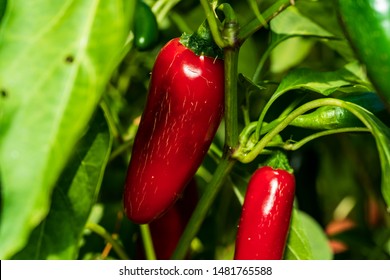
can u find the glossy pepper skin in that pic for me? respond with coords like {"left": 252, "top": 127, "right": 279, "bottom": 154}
{"left": 234, "top": 166, "right": 295, "bottom": 260}
{"left": 336, "top": 0, "right": 390, "bottom": 107}
{"left": 124, "top": 38, "right": 224, "bottom": 224}
{"left": 133, "top": 0, "right": 159, "bottom": 51}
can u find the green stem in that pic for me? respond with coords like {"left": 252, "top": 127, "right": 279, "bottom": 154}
{"left": 234, "top": 98, "right": 375, "bottom": 163}
{"left": 270, "top": 127, "right": 370, "bottom": 150}
{"left": 238, "top": 0, "right": 292, "bottom": 43}
{"left": 241, "top": 104, "right": 251, "bottom": 126}
{"left": 152, "top": 0, "right": 181, "bottom": 25}
{"left": 239, "top": 97, "right": 303, "bottom": 147}
{"left": 170, "top": 1, "right": 240, "bottom": 260}
{"left": 100, "top": 99, "right": 122, "bottom": 143}
{"left": 247, "top": 0, "right": 268, "bottom": 28}
{"left": 86, "top": 223, "right": 129, "bottom": 260}
{"left": 255, "top": 89, "right": 286, "bottom": 141}
{"left": 200, "top": 0, "right": 225, "bottom": 48}
{"left": 218, "top": 3, "right": 237, "bottom": 25}
{"left": 224, "top": 47, "right": 240, "bottom": 150}
{"left": 170, "top": 11, "right": 193, "bottom": 34}
{"left": 109, "top": 140, "right": 133, "bottom": 162}
{"left": 140, "top": 224, "right": 156, "bottom": 260}
{"left": 171, "top": 152, "right": 236, "bottom": 259}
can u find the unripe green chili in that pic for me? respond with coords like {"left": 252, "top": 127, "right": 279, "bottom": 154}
{"left": 290, "top": 92, "right": 385, "bottom": 130}
{"left": 133, "top": 0, "right": 159, "bottom": 51}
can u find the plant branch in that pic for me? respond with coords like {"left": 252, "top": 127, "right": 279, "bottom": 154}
{"left": 224, "top": 47, "right": 240, "bottom": 150}
{"left": 86, "top": 223, "right": 129, "bottom": 260}
{"left": 269, "top": 127, "right": 370, "bottom": 150}
{"left": 200, "top": 0, "right": 225, "bottom": 48}
{"left": 238, "top": 0, "right": 292, "bottom": 43}
{"left": 140, "top": 224, "right": 156, "bottom": 260}
{"left": 234, "top": 98, "right": 376, "bottom": 163}
{"left": 171, "top": 151, "right": 236, "bottom": 259}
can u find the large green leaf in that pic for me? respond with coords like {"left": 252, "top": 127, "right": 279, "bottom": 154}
{"left": 271, "top": 6, "right": 334, "bottom": 38}
{"left": 342, "top": 102, "right": 390, "bottom": 208}
{"left": 285, "top": 209, "right": 332, "bottom": 260}
{"left": 298, "top": 211, "right": 333, "bottom": 260}
{"left": 275, "top": 64, "right": 371, "bottom": 97}
{"left": 284, "top": 208, "right": 313, "bottom": 260}
{"left": 0, "top": 0, "right": 6, "bottom": 23}
{"left": 269, "top": 5, "right": 335, "bottom": 73}
{"left": 12, "top": 108, "right": 112, "bottom": 259}
{"left": 0, "top": 0, "right": 129, "bottom": 259}
{"left": 256, "top": 63, "right": 373, "bottom": 136}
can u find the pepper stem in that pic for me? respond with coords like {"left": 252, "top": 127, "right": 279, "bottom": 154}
{"left": 264, "top": 150, "right": 293, "bottom": 173}
{"left": 180, "top": 20, "right": 223, "bottom": 58}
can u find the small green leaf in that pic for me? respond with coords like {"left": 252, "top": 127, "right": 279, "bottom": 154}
{"left": 12, "top": 108, "right": 112, "bottom": 260}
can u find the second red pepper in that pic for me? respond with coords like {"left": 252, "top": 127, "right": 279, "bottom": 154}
{"left": 234, "top": 165, "right": 296, "bottom": 260}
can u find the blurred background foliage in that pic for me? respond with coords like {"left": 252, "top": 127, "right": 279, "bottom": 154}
{"left": 0, "top": 0, "right": 389, "bottom": 260}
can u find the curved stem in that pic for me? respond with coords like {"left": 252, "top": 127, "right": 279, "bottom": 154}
{"left": 86, "top": 223, "right": 129, "bottom": 260}
{"left": 171, "top": 152, "right": 236, "bottom": 260}
{"left": 234, "top": 98, "right": 375, "bottom": 163}
{"left": 218, "top": 3, "right": 237, "bottom": 24}
{"left": 200, "top": 0, "right": 225, "bottom": 48}
{"left": 152, "top": 0, "right": 181, "bottom": 25}
{"left": 100, "top": 99, "right": 122, "bottom": 143}
{"left": 109, "top": 140, "right": 133, "bottom": 162}
{"left": 255, "top": 90, "right": 284, "bottom": 141}
{"left": 140, "top": 224, "right": 156, "bottom": 260}
{"left": 270, "top": 127, "right": 370, "bottom": 150}
{"left": 247, "top": 0, "right": 268, "bottom": 29}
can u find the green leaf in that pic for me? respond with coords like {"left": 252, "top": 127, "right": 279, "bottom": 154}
{"left": 257, "top": 5, "right": 339, "bottom": 78}
{"left": 0, "top": 0, "right": 6, "bottom": 23}
{"left": 270, "top": 36, "right": 315, "bottom": 74}
{"left": 255, "top": 63, "right": 373, "bottom": 139}
{"left": 284, "top": 208, "right": 313, "bottom": 260}
{"left": 298, "top": 211, "right": 333, "bottom": 260}
{"left": 238, "top": 74, "right": 266, "bottom": 96}
{"left": 12, "top": 107, "right": 112, "bottom": 260}
{"left": 275, "top": 64, "right": 370, "bottom": 97}
{"left": 270, "top": 6, "right": 334, "bottom": 38}
{"left": 0, "top": 0, "right": 129, "bottom": 259}
{"left": 274, "top": 2, "right": 354, "bottom": 61}
{"left": 343, "top": 102, "right": 390, "bottom": 208}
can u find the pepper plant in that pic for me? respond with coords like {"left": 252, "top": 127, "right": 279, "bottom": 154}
{"left": 0, "top": 0, "right": 389, "bottom": 260}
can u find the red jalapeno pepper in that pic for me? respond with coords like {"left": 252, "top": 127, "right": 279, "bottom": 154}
{"left": 123, "top": 26, "right": 224, "bottom": 224}
{"left": 234, "top": 164, "right": 295, "bottom": 260}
